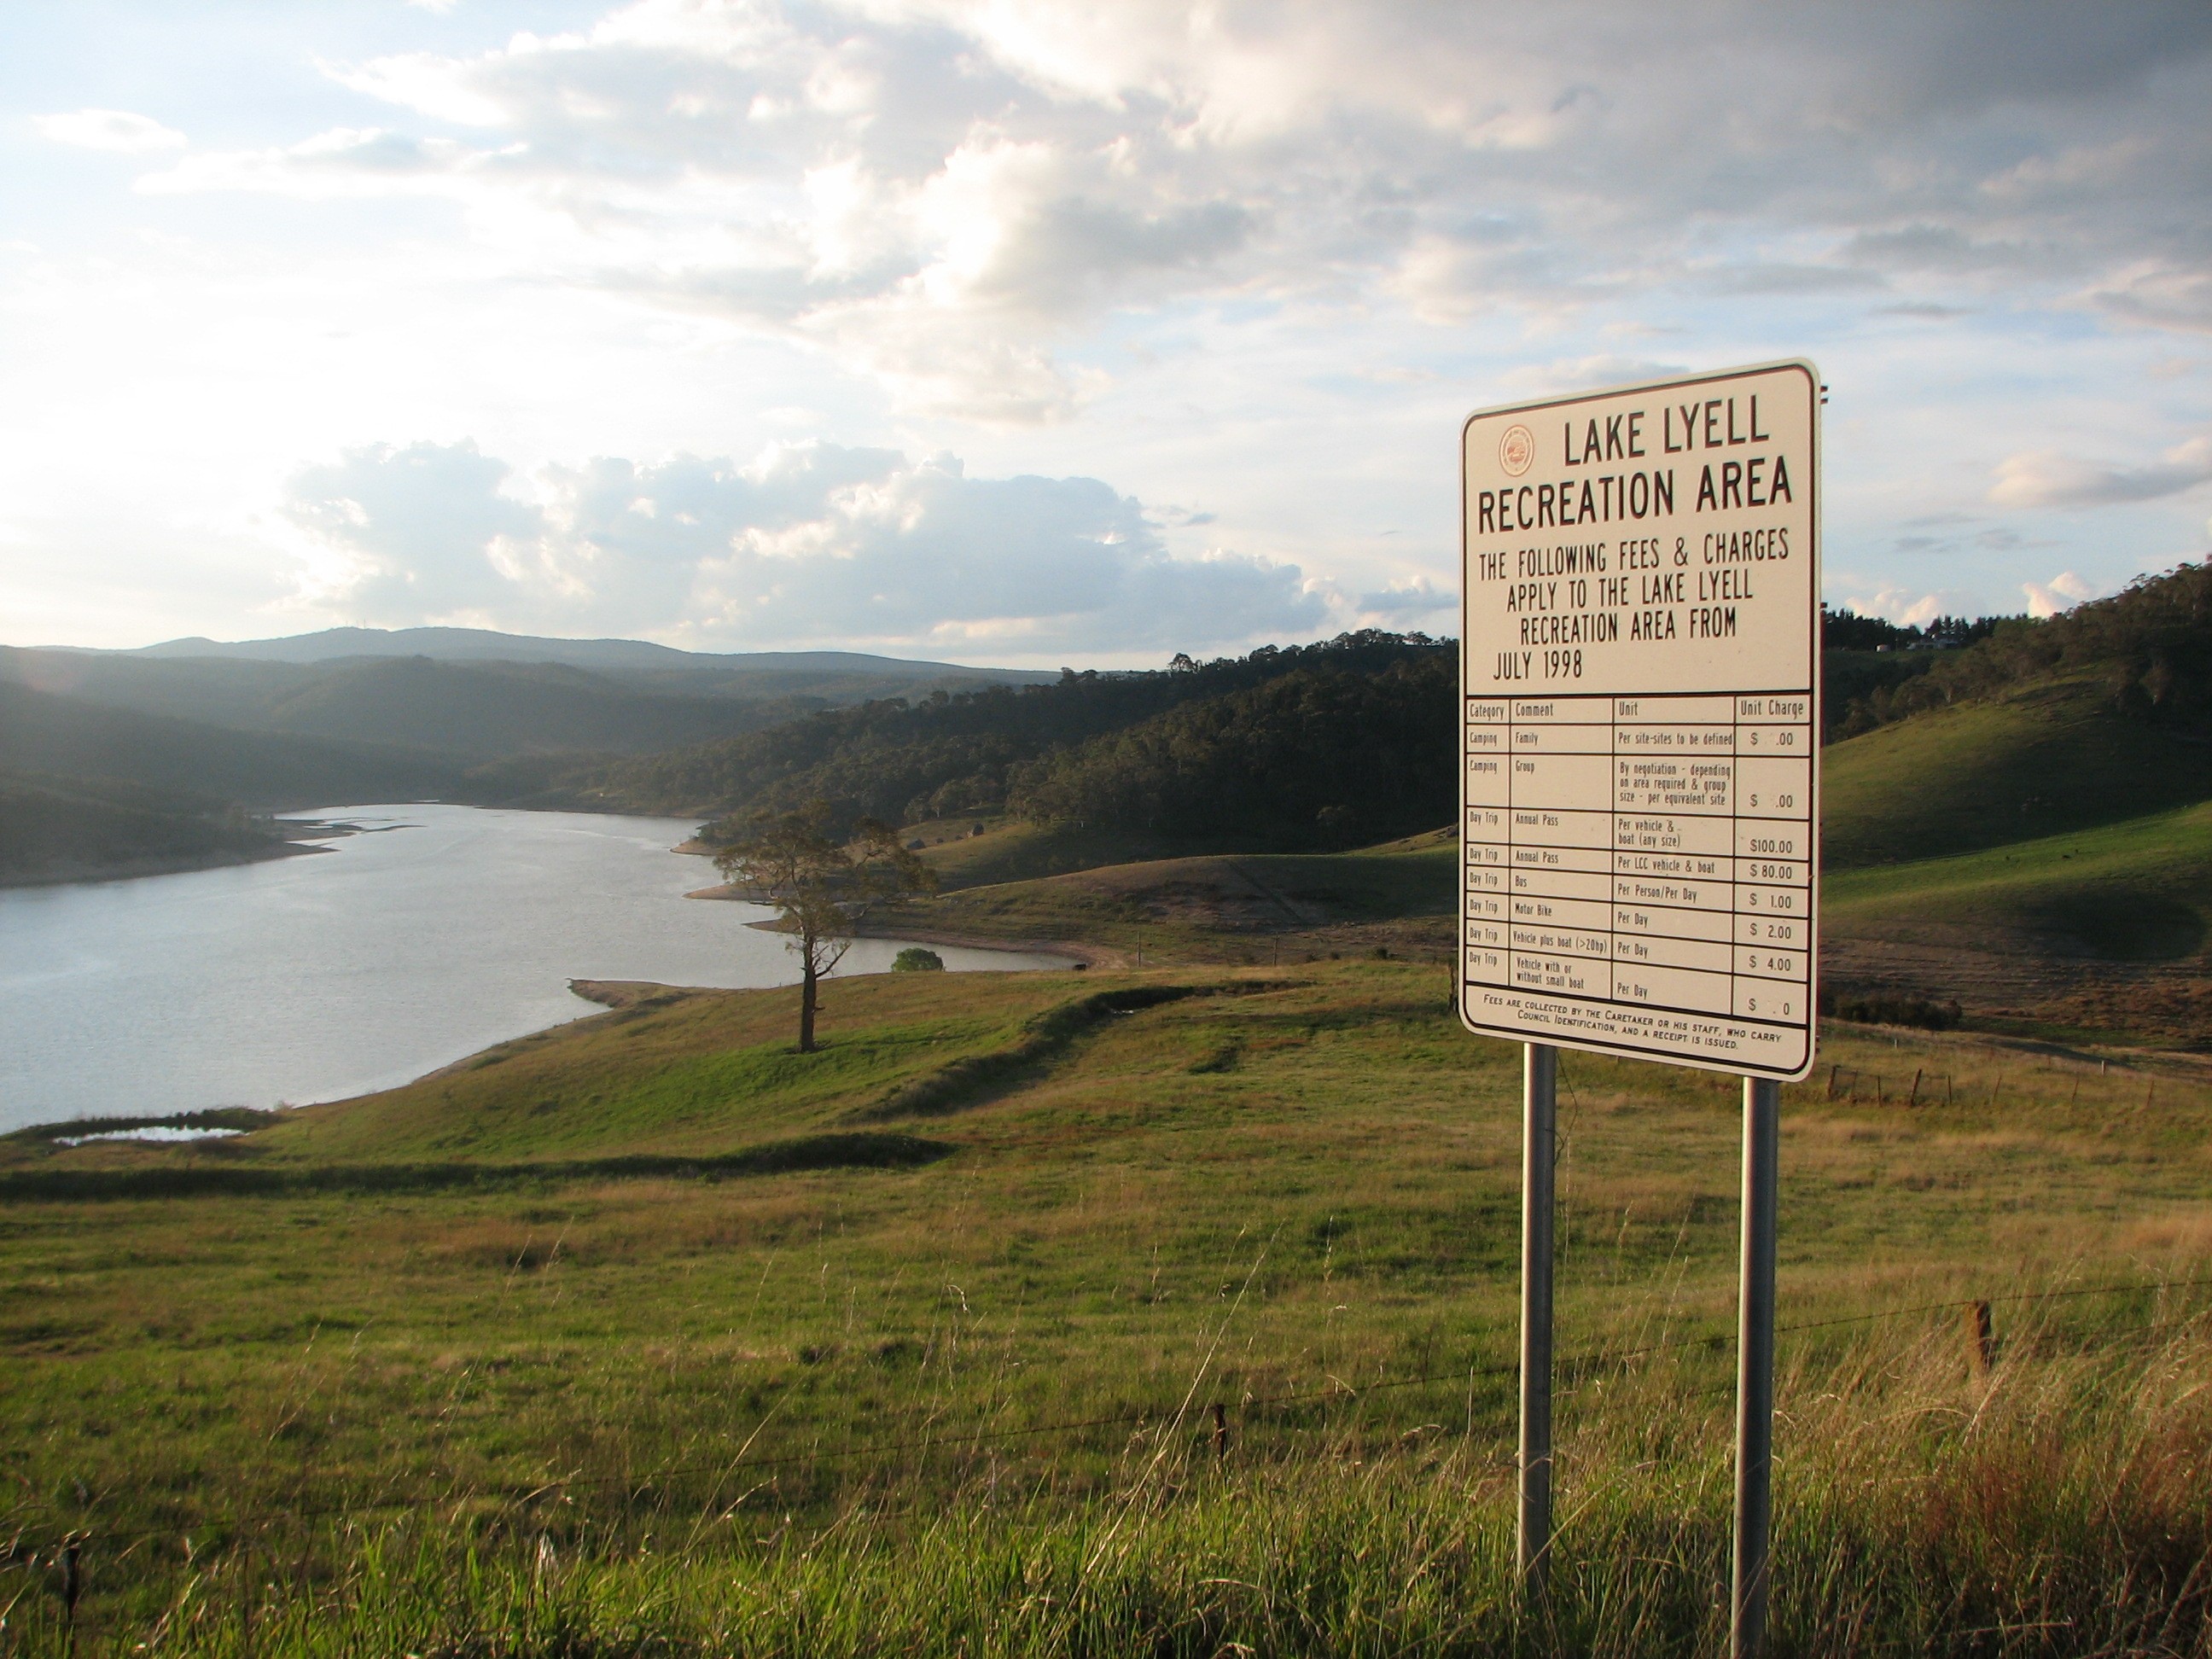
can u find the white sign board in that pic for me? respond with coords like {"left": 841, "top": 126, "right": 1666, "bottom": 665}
{"left": 1458, "top": 361, "right": 1820, "bottom": 1080}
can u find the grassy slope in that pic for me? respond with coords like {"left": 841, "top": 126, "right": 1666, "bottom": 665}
{"left": 1826, "top": 800, "right": 2212, "bottom": 959}
{"left": 913, "top": 814, "right": 1177, "bottom": 888}
{"left": 898, "top": 824, "right": 1456, "bottom": 961}
{"left": 1822, "top": 673, "right": 2212, "bottom": 869}
{"left": 8, "top": 963, "right": 2212, "bottom": 1652}
{"left": 247, "top": 975, "right": 1078, "bottom": 1162}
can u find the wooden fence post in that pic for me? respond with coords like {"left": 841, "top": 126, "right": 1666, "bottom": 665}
{"left": 1212, "top": 1401, "right": 1228, "bottom": 1461}
{"left": 1909, "top": 1068, "right": 1922, "bottom": 1108}
{"left": 1965, "top": 1301, "right": 1994, "bottom": 1377}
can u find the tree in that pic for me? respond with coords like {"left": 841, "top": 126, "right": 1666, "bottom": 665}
{"left": 714, "top": 802, "right": 937, "bottom": 1052}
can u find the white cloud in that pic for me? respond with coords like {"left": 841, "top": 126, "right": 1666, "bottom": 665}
{"left": 125, "top": 0, "right": 2212, "bottom": 424}
{"left": 1351, "top": 579, "right": 1453, "bottom": 626}
{"left": 1989, "top": 436, "right": 2212, "bottom": 509}
{"left": 1502, "top": 355, "right": 1688, "bottom": 394}
{"left": 1831, "top": 585, "right": 1955, "bottom": 626}
{"left": 282, "top": 438, "right": 1325, "bottom": 653}
{"left": 2023, "top": 570, "right": 2097, "bottom": 617}
{"left": 11, "top": 2, "right": 2212, "bottom": 653}
{"left": 32, "top": 108, "right": 185, "bottom": 153}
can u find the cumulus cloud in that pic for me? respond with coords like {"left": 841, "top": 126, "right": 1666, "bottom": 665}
{"left": 33, "top": 108, "right": 185, "bottom": 153}
{"left": 1989, "top": 436, "right": 2212, "bottom": 508}
{"left": 282, "top": 438, "right": 1324, "bottom": 654}
{"left": 1832, "top": 585, "right": 1954, "bottom": 626}
{"left": 285, "top": 440, "right": 544, "bottom": 621}
{"left": 128, "top": 0, "right": 2212, "bottom": 422}
{"left": 2023, "top": 570, "right": 2098, "bottom": 616}
{"left": 1351, "top": 580, "right": 1454, "bottom": 625}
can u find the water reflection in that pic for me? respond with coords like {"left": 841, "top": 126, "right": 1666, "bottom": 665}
{"left": 0, "top": 804, "right": 1067, "bottom": 1128}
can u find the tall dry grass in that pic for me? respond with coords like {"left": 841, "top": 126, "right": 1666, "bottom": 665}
{"left": 10, "top": 1289, "right": 2210, "bottom": 1657}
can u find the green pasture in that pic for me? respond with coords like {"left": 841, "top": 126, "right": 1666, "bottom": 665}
{"left": 7, "top": 961, "right": 2212, "bottom": 1653}
{"left": 905, "top": 830, "right": 1457, "bottom": 962}
{"left": 1821, "top": 675, "right": 2212, "bottom": 870}
{"left": 1827, "top": 799, "right": 2212, "bottom": 961}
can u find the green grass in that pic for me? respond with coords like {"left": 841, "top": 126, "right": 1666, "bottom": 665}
{"left": 8, "top": 961, "right": 2212, "bottom": 1653}
{"left": 913, "top": 815, "right": 1174, "bottom": 890}
{"left": 1822, "top": 675, "right": 2212, "bottom": 870}
{"left": 1827, "top": 799, "right": 2212, "bottom": 960}
{"left": 899, "top": 831, "right": 1456, "bottom": 963}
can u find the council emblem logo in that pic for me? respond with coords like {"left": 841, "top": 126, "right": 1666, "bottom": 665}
{"left": 1499, "top": 423, "right": 1534, "bottom": 477}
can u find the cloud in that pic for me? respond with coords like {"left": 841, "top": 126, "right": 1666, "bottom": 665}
{"left": 1989, "top": 436, "right": 2212, "bottom": 508}
{"left": 282, "top": 438, "right": 1324, "bottom": 654}
{"left": 1831, "top": 585, "right": 1955, "bottom": 626}
{"left": 142, "top": 128, "right": 519, "bottom": 198}
{"left": 2023, "top": 570, "right": 2097, "bottom": 617}
{"left": 1503, "top": 355, "right": 1686, "bottom": 393}
{"left": 2084, "top": 262, "right": 2212, "bottom": 333}
{"left": 32, "top": 108, "right": 185, "bottom": 153}
{"left": 125, "top": 0, "right": 2212, "bottom": 422}
{"left": 1352, "top": 580, "right": 1454, "bottom": 624}
{"left": 284, "top": 440, "right": 543, "bottom": 621}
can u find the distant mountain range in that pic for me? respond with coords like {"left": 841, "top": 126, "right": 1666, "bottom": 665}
{"left": 0, "top": 626, "right": 1058, "bottom": 882}
{"left": 1, "top": 629, "right": 1056, "bottom": 763}
{"left": 56, "top": 626, "right": 1057, "bottom": 685}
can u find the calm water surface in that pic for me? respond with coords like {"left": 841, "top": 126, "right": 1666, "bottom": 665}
{"left": 0, "top": 804, "right": 1067, "bottom": 1130}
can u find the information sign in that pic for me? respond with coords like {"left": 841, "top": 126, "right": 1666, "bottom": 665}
{"left": 1458, "top": 362, "right": 1820, "bottom": 1080}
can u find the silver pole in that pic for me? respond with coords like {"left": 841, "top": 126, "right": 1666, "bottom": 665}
{"left": 1733, "top": 1076, "right": 1781, "bottom": 1659}
{"left": 1518, "top": 1041, "right": 1557, "bottom": 1592}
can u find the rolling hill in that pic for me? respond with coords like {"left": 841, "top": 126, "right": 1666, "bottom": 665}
{"left": 591, "top": 631, "right": 1455, "bottom": 847}
{"left": 0, "top": 679, "right": 468, "bottom": 810}
{"left": 1820, "top": 673, "right": 2212, "bottom": 870}
{"left": 0, "top": 643, "right": 1035, "bottom": 763}
{"left": 111, "top": 624, "right": 1058, "bottom": 690}
{"left": 0, "top": 770, "right": 297, "bottom": 885}
{"left": 1809, "top": 564, "right": 2212, "bottom": 1041}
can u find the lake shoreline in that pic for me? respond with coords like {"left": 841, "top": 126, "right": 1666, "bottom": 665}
{"left": 686, "top": 880, "right": 1103, "bottom": 967}
{"left": 0, "top": 838, "right": 323, "bottom": 891}
{"left": 1, "top": 804, "right": 1081, "bottom": 1131}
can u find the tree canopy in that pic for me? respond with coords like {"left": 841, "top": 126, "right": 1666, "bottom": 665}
{"left": 713, "top": 805, "right": 935, "bottom": 1052}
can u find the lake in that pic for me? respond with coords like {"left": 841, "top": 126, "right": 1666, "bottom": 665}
{"left": 0, "top": 804, "right": 1068, "bottom": 1131}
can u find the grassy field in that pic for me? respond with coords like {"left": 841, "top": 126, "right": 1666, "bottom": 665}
{"left": 8, "top": 958, "right": 2212, "bottom": 1654}
{"left": 1827, "top": 801, "right": 2212, "bottom": 958}
{"left": 1820, "top": 675, "right": 2212, "bottom": 870}
{"left": 895, "top": 827, "right": 1458, "bottom": 966}
{"left": 1818, "top": 800, "right": 2212, "bottom": 1044}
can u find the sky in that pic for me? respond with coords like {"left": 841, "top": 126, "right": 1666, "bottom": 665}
{"left": 3, "top": 1, "right": 2209, "bottom": 668}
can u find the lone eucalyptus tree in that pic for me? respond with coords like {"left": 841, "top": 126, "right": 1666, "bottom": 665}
{"left": 713, "top": 803, "right": 937, "bottom": 1053}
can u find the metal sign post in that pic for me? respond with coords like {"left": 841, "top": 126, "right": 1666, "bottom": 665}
{"left": 1733, "top": 1076, "right": 1780, "bottom": 1657}
{"left": 1518, "top": 1041, "right": 1557, "bottom": 1593}
{"left": 1458, "top": 363, "right": 1821, "bottom": 1639}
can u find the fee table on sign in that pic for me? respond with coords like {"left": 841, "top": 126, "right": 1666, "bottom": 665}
{"left": 1458, "top": 364, "right": 1820, "bottom": 1079}
{"left": 1465, "top": 692, "right": 1813, "bottom": 1017}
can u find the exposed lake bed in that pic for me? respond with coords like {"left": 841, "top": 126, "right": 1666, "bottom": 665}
{"left": 0, "top": 803, "right": 1068, "bottom": 1131}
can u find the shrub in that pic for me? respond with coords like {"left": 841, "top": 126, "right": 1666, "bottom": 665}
{"left": 893, "top": 947, "right": 946, "bottom": 973}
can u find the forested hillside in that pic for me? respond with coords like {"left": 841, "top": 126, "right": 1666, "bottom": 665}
{"left": 1007, "top": 656, "right": 1455, "bottom": 850}
{"left": 0, "top": 680, "right": 465, "bottom": 808}
{"left": 1829, "top": 562, "right": 2212, "bottom": 738}
{"left": 5, "top": 649, "right": 852, "bottom": 760}
{"left": 0, "top": 770, "right": 288, "bottom": 884}
{"left": 592, "top": 632, "right": 1452, "bottom": 842}
{"left": 1820, "top": 562, "right": 2212, "bottom": 867}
